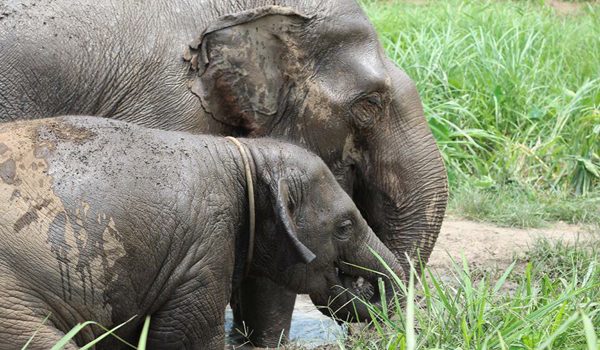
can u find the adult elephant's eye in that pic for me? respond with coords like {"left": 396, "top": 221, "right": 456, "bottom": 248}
{"left": 366, "top": 93, "right": 382, "bottom": 107}
{"left": 334, "top": 219, "right": 353, "bottom": 241}
{"left": 351, "top": 92, "right": 383, "bottom": 129}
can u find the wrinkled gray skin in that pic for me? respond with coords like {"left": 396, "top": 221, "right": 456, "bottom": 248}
{"left": 0, "top": 116, "right": 404, "bottom": 350}
{"left": 0, "top": 0, "right": 448, "bottom": 346}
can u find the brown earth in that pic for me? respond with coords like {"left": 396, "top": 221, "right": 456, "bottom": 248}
{"left": 546, "top": 0, "right": 587, "bottom": 16}
{"left": 428, "top": 217, "right": 593, "bottom": 274}
{"left": 394, "top": 0, "right": 596, "bottom": 16}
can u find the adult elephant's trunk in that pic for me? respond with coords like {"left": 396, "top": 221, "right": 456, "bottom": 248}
{"left": 310, "top": 228, "right": 404, "bottom": 321}
{"left": 356, "top": 59, "right": 448, "bottom": 279}
{"left": 315, "top": 60, "right": 448, "bottom": 321}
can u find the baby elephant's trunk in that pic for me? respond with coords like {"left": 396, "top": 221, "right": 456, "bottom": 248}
{"left": 311, "top": 228, "right": 405, "bottom": 322}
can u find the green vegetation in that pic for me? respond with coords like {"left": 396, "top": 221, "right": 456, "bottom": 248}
{"left": 345, "top": 239, "right": 600, "bottom": 349}
{"left": 341, "top": 2, "right": 600, "bottom": 349}
{"left": 362, "top": 0, "right": 600, "bottom": 227}
{"left": 450, "top": 183, "right": 600, "bottom": 227}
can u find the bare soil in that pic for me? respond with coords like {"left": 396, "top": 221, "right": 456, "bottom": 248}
{"left": 546, "top": 0, "right": 587, "bottom": 16}
{"left": 428, "top": 217, "right": 592, "bottom": 273}
{"left": 394, "top": 0, "right": 596, "bottom": 16}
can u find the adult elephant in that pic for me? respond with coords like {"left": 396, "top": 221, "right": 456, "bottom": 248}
{"left": 0, "top": 0, "right": 448, "bottom": 346}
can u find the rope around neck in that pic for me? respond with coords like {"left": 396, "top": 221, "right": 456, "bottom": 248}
{"left": 225, "top": 136, "right": 255, "bottom": 275}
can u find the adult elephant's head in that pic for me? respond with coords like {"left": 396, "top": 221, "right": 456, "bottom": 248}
{"left": 185, "top": 0, "right": 448, "bottom": 320}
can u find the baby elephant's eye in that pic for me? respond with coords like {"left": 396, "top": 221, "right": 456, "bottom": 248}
{"left": 334, "top": 219, "right": 354, "bottom": 241}
{"left": 366, "top": 93, "right": 382, "bottom": 107}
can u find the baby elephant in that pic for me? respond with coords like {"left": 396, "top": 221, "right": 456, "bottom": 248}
{"left": 0, "top": 116, "right": 403, "bottom": 349}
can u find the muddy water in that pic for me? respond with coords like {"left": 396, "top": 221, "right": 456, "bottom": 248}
{"left": 225, "top": 295, "right": 344, "bottom": 348}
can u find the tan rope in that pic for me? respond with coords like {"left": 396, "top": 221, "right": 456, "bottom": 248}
{"left": 225, "top": 136, "right": 255, "bottom": 275}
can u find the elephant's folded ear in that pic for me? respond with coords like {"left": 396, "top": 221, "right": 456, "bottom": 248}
{"left": 275, "top": 179, "right": 316, "bottom": 268}
{"left": 184, "top": 6, "right": 311, "bottom": 135}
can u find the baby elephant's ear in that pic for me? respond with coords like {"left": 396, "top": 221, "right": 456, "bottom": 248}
{"left": 275, "top": 179, "right": 316, "bottom": 267}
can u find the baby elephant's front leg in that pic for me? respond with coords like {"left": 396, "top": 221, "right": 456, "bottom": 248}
{"left": 147, "top": 277, "right": 228, "bottom": 350}
{"left": 0, "top": 287, "right": 79, "bottom": 350}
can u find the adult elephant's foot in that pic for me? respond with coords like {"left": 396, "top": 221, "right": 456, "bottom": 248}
{"left": 230, "top": 277, "right": 297, "bottom": 347}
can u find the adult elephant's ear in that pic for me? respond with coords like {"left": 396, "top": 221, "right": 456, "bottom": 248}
{"left": 274, "top": 179, "right": 316, "bottom": 268}
{"left": 185, "top": 6, "right": 311, "bottom": 135}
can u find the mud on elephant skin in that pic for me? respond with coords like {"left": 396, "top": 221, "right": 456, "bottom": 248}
{"left": 0, "top": 0, "right": 447, "bottom": 345}
{"left": 0, "top": 116, "right": 404, "bottom": 350}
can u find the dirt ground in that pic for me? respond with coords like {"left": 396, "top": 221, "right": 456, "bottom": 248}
{"left": 428, "top": 217, "right": 593, "bottom": 274}
{"left": 399, "top": 0, "right": 596, "bottom": 16}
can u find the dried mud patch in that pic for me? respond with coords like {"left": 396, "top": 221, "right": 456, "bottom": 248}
{"left": 546, "top": 0, "right": 587, "bottom": 15}
{"left": 429, "top": 217, "right": 594, "bottom": 275}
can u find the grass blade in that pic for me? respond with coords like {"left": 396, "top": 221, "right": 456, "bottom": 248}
{"left": 21, "top": 314, "right": 51, "bottom": 350}
{"left": 137, "top": 316, "right": 151, "bottom": 350}
{"left": 406, "top": 263, "right": 416, "bottom": 350}
{"left": 581, "top": 311, "right": 599, "bottom": 350}
{"left": 51, "top": 316, "right": 138, "bottom": 350}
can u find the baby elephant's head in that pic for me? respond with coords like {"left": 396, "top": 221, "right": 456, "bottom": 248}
{"left": 247, "top": 140, "right": 405, "bottom": 322}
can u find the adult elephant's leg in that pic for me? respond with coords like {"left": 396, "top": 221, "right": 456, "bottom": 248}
{"left": 231, "top": 277, "right": 296, "bottom": 347}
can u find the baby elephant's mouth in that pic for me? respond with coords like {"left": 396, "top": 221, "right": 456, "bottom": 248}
{"left": 334, "top": 266, "right": 378, "bottom": 304}
{"left": 312, "top": 264, "right": 395, "bottom": 322}
{"left": 339, "top": 272, "right": 376, "bottom": 301}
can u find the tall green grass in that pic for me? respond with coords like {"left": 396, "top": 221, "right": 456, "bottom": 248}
{"left": 362, "top": 0, "right": 599, "bottom": 224}
{"left": 449, "top": 182, "right": 600, "bottom": 227}
{"left": 346, "top": 239, "right": 600, "bottom": 349}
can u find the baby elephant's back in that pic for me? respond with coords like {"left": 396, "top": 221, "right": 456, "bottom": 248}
{"left": 0, "top": 118, "right": 88, "bottom": 248}
{"left": 0, "top": 116, "right": 207, "bottom": 325}
{"left": 0, "top": 116, "right": 187, "bottom": 232}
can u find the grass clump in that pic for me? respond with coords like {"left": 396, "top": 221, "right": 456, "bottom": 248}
{"left": 449, "top": 183, "right": 600, "bottom": 227}
{"left": 346, "top": 239, "right": 600, "bottom": 349}
{"left": 362, "top": 0, "right": 600, "bottom": 226}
